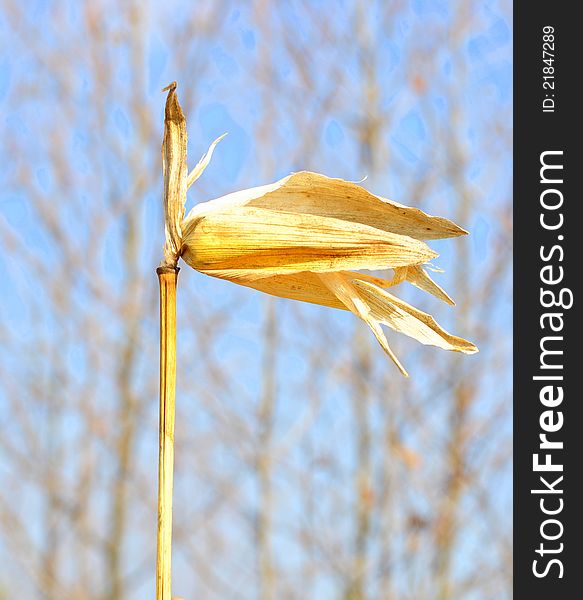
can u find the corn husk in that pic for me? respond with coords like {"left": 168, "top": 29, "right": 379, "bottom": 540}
{"left": 233, "top": 270, "right": 476, "bottom": 377}
{"left": 178, "top": 171, "right": 477, "bottom": 375}
{"left": 161, "top": 87, "right": 477, "bottom": 375}
{"left": 181, "top": 206, "right": 437, "bottom": 278}
{"left": 184, "top": 171, "right": 468, "bottom": 240}
{"left": 392, "top": 265, "right": 455, "bottom": 306}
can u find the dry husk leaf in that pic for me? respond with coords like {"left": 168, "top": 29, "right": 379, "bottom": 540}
{"left": 178, "top": 170, "right": 477, "bottom": 375}
{"left": 187, "top": 133, "right": 227, "bottom": 189}
{"left": 392, "top": 265, "right": 455, "bottom": 306}
{"left": 160, "top": 85, "right": 476, "bottom": 375}
{"left": 181, "top": 206, "right": 437, "bottom": 278}
{"left": 184, "top": 171, "right": 467, "bottom": 239}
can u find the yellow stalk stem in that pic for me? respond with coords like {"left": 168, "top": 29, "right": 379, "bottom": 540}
{"left": 156, "top": 266, "right": 179, "bottom": 600}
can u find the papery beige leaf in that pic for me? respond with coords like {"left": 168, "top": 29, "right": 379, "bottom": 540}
{"left": 161, "top": 82, "right": 188, "bottom": 267}
{"left": 345, "top": 271, "right": 402, "bottom": 289}
{"left": 222, "top": 270, "right": 392, "bottom": 305}
{"left": 234, "top": 271, "right": 347, "bottom": 310}
{"left": 319, "top": 272, "right": 408, "bottom": 376}
{"left": 184, "top": 171, "right": 468, "bottom": 241}
{"left": 205, "top": 268, "right": 475, "bottom": 376}
{"left": 186, "top": 133, "right": 228, "bottom": 189}
{"left": 224, "top": 267, "right": 454, "bottom": 312}
{"left": 177, "top": 166, "right": 476, "bottom": 375}
{"left": 181, "top": 206, "right": 437, "bottom": 278}
{"left": 351, "top": 278, "right": 477, "bottom": 354}
{"left": 392, "top": 265, "right": 455, "bottom": 305}
{"left": 349, "top": 265, "right": 454, "bottom": 305}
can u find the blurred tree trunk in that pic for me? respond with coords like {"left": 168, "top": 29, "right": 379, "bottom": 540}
{"left": 257, "top": 297, "right": 277, "bottom": 600}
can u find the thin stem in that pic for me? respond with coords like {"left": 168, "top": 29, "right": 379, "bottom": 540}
{"left": 156, "top": 266, "right": 179, "bottom": 600}
{"left": 257, "top": 297, "right": 277, "bottom": 600}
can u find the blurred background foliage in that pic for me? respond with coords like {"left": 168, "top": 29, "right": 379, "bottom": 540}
{"left": 0, "top": 1, "right": 511, "bottom": 599}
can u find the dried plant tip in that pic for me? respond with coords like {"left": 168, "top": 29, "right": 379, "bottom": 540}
{"left": 161, "top": 83, "right": 188, "bottom": 268}
{"left": 161, "top": 81, "right": 177, "bottom": 92}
